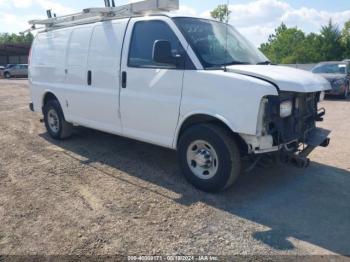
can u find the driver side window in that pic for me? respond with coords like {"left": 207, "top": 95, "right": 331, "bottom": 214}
{"left": 128, "top": 20, "right": 184, "bottom": 69}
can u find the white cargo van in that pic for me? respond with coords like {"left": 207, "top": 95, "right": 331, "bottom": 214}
{"left": 28, "top": 0, "right": 331, "bottom": 192}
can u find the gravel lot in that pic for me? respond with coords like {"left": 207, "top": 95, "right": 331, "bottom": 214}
{"left": 0, "top": 79, "right": 349, "bottom": 257}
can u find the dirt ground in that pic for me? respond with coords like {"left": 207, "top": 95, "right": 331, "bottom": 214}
{"left": 0, "top": 79, "right": 349, "bottom": 258}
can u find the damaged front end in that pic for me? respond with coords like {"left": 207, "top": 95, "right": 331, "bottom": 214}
{"left": 241, "top": 91, "right": 330, "bottom": 168}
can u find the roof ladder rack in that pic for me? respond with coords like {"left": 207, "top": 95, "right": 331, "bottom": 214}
{"left": 28, "top": 0, "right": 179, "bottom": 30}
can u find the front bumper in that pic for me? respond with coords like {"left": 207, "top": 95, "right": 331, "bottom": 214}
{"left": 279, "top": 127, "right": 330, "bottom": 168}
{"left": 304, "top": 127, "right": 330, "bottom": 148}
{"left": 242, "top": 127, "right": 330, "bottom": 155}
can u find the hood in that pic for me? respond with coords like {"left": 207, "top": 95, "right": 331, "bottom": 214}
{"left": 227, "top": 65, "right": 331, "bottom": 93}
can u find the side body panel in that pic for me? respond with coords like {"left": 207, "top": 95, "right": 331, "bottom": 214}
{"left": 64, "top": 25, "right": 92, "bottom": 122}
{"left": 175, "top": 70, "right": 278, "bottom": 147}
{"left": 66, "top": 20, "right": 128, "bottom": 134}
{"left": 30, "top": 19, "right": 129, "bottom": 135}
{"left": 30, "top": 28, "right": 72, "bottom": 118}
{"left": 119, "top": 16, "right": 192, "bottom": 148}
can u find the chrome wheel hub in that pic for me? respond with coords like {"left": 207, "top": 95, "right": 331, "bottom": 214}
{"left": 47, "top": 109, "right": 59, "bottom": 133}
{"left": 186, "top": 140, "right": 219, "bottom": 180}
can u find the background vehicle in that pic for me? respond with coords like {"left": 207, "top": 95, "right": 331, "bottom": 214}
{"left": 312, "top": 61, "right": 350, "bottom": 99}
{"left": 28, "top": 0, "right": 331, "bottom": 193}
{"left": 1, "top": 64, "right": 28, "bottom": 79}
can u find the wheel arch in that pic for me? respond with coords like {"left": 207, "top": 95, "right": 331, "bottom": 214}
{"left": 41, "top": 91, "right": 69, "bottom": 121}
{"left": 174, "top": 113, "right": 248, "bottom": 154}
{"left": 42, "top": 91, "right": 59, "bottom": 112}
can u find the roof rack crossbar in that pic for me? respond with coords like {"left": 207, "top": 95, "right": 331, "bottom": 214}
{"left": 28, "top": 0, "right": 179, "bottom": 30}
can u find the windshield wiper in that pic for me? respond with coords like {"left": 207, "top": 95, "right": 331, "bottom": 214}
{"left": 205, "top": 61, "right": 250, "bottom": 70}
{"left": 223, "top": 61, "right": 250, "bottom": 66}
{"left": 257, "top": 60, "right": 272, "bottom": 65}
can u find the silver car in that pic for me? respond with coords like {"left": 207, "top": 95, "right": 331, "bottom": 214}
{"left": 1, "top": 64, "right": 28, "bottom": 79}
{"left": 312, "top": 61, "right": 350, "bottom": 99}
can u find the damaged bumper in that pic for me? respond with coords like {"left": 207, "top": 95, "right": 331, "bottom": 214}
{"left": 241, "top": 127, "right": 330, "bottom": 155}
{"left": 241, "top": 127, "right": 331, "bottom": 170}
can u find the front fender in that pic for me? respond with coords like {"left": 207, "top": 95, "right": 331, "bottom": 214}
{"left": 179, "top": 70, "right": 278, "bottom": 143}
{"left": 173, "top": 110, "right": 236, "bottom": 148}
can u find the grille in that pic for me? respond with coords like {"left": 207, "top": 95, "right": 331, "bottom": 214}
{"left": 266, "top": 92, "right": 319, "bottom": 144}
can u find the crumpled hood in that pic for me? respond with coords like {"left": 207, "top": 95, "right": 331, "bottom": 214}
{"left": 227, "top": 65, "right": 331, "bottom": 93}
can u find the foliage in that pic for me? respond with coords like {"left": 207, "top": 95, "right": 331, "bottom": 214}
{"left": 210, "top": 4, "right": 231, "bottom": 23}
{"left": 341, "top": 21, "right": 350, "bottom": 58}
{"left": 318, "top": 20, "right": 343, "bottom": 61}
{"left": 259, "top": 19, "right": 350, "bottom": 64}
{"left": 0, "top": 32, "right": 34, "bottom": 45}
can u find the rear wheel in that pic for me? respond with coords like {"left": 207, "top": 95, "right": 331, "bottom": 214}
{"left": 178, "top": 124, "right": 241, "bottom": 193}
{"left": 4, "top": 72, "right": 11, "bottom": 79}
{"left": 43, "top": 99, "right": 73, "bottom": 140}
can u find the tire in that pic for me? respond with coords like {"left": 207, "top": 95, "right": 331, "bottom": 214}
{"left": 4, "top": 72, "right": 11, "bottom": 79}
{"left": 43, "top": 99, "right": 73, "bottom": 140}
{"left": 178, "top": 123, "right": 241, "bottom": 193}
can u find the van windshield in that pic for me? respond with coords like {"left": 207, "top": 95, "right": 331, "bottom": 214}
{"left": 173, "top": 17, "right": 269, "bottom": 69}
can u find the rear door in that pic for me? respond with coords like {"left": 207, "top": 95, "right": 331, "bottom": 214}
{"left": 120, "top": 17, "right": 192, "bottom": 147}
{"left": 84, "top": 20, "right": 128, "bottom": 134}
{"left": 65, "top": 26, "right": 92, "bottom": 125}
{"left": 65, "top": 20, "right": 128, "bottom": 134}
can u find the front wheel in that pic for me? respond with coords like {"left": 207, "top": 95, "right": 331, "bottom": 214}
{"left": 178, "top": 124, "right": 241, "bottom": 193}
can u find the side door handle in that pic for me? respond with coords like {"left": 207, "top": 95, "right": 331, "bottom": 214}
{"left": 122, "top": 71, "right": 127, "bottom": 88}
{"left": 87, "top": 70, "right": 92, "bottom": 86}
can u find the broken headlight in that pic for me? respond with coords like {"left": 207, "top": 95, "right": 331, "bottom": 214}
{"left": 280, "top": 100, "right": 293, "bottom": 118}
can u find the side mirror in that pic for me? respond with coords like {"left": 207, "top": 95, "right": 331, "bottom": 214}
{"left": 152, "top": 40, "right": 176, "bottom": 65}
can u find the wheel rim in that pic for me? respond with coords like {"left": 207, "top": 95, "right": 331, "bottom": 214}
{"left": 47, "top": 109, "right": 60, "bottom": 133}
{"left": 186, "top": 140, "right": 219, "bottom": 180}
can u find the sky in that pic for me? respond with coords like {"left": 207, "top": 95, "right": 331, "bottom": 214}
{"left": 0, "top": 0, "right": 350, "bottom": 46}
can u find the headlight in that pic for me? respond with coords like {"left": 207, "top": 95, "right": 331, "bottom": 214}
{"left": 319, "top": 91, "right": 325, "bottom": 102}
{"left": 280, "top": 100, "right": 293, "bottom": 118}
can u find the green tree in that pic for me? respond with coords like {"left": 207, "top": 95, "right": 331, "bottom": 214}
{"left": 319, "top": 19, "right": 344, "bottom": 61}
{"left": 24, "top": 32, "right": 34, "bottom": 43}
{"left": 301, "top": 33, "right": 323, "bottom": 63}
{"left": 0, "top": 32, "right": 34, "bottom": 45}
{"left": 210, "top": 4, "right": 231, "bottom": 22}
{"left": 341, "top": 20, "right": 350, "bottom": 58}
{"left": 259, "top": 20, "right": 349, "bottom": 64}
{"left": 260, "top": 23, "right": 307, "bottom": 64}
